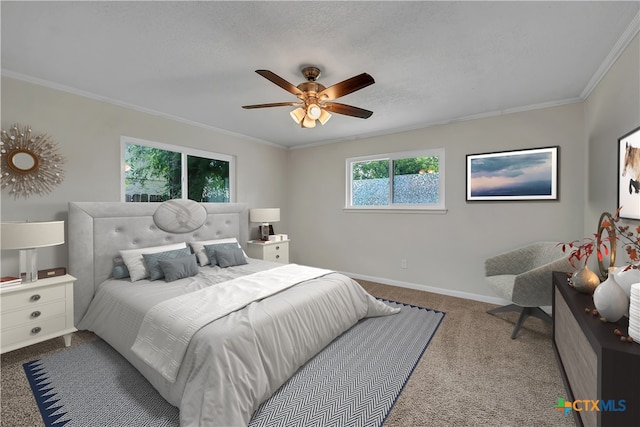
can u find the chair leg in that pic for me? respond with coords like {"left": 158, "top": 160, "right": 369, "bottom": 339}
{"left": 487, "top": 304, "right": 520, "bottom": 315}
{"left": 527, "top": 306, "right": 552, "bottom": 324}
{"left": 511, "top": 308, "right": 529, "bottom": 339}
{"left": 487, "top": 304, "right": 551, "bottom": 339}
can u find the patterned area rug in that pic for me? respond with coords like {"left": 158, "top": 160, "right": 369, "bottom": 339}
{"left": 24, "top": 300, "right": 444, "bottom": 427}
{"left": 23, "top": 340, "right": 179, "bottom": 427}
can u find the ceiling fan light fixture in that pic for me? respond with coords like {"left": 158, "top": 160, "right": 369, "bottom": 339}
{"left": 290, "top": 107, "right": 306, "bottom": 124}
{"left": 307, "top": 104, "right": 322, "bottom": 120}
{"left": 318, "top": 108, "right": 331, "bottom": 125}
{"left": 245, "top": 67, "right": 375, "bottom": 128}
{"left": 302, "top": 115, "right": 316, "bottom": 128}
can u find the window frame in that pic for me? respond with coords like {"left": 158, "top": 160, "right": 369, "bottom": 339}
{"left": 120, "top": 135, "right": 236, "bottom": 203}
{"left": 345, "top": 148, "right": 445, "bottom": 212}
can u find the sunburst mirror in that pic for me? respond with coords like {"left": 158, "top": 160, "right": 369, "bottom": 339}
{"left": 0, "top": 124, "right": 65, "bottom": 199}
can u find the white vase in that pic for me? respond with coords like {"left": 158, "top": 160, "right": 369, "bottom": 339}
{"left": 612, "top": 266, "right": 640, "bottom": 298}
{"left": 593, "top": 270, "right": 629, "bottom": 322}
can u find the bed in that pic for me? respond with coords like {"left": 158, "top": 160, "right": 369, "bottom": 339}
{"left": 69, "top": 200, "right": 398, "bottom": 426}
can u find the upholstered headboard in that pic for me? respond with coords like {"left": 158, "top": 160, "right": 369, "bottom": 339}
{"left": 68, "top": 200, "right": 249, "bottom": 324}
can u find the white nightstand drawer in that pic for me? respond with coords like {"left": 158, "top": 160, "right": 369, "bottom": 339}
{"left": 1, "top": 300, "right": 67, "bottom": 329}
{"left": 1, "top": 315, "right": 67, "bottom": 348}
{"left": 0, "top": 274, "right": 77, "bottom": 354}
{"left": 1, "top": 284, "right": 65, "bottom": 311}
{"left": 247, "top": 240, "right": 290, "bottom": 264}
{"left": 263, "top": 243, "right": 288, "bottom": 263}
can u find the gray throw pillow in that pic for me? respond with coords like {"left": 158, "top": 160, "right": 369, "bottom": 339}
{"left": 158, "top": 254, "right": 199, "bottom": 282}
{"left": 214, "top": 246, "right": 248, "bottom": 268}
{"left": 112, "top": 265, "right": 130, "bottom": 279}
{"left": 143, "top": 248, "right": 192, "bottom": 281}
{"left": 112, "top": 256, "right": 130, "bottom": 279}
{"left": 204, "top": 243, "right": 243, "bottom": 266}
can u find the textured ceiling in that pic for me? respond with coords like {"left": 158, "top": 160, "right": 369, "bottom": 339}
{"left": 2, "top": 1, "right": 639, "bottom": 148}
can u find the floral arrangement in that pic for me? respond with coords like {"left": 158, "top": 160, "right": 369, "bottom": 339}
{"left": 559, "top": 234, "right": 612, "bottom": 268}
{"left": 560, "top": 207, "right": 640, "bottom": 270}
{"left": 610, "top": 213, "right": 640, "bottom": 270}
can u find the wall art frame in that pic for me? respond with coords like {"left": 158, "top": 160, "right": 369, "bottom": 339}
{"left": 466, "top": 146, "right": 559, "bottom": 201}
{"left": 617, "top": 126, "right": 640, "bottom": 220}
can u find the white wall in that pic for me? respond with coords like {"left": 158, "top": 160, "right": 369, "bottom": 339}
{"left": 286, "top": 34, "right": 639, "bottom": 303}
{"left": 0, "top": 77, "right": 288, "bottom": 275}
{"left": 286, "top": 104, "right": 586, "bottom": 302}
{"left": 584, "top": 35, "right": 640, "bottom": 263}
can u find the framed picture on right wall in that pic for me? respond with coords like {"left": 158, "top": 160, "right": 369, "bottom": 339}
{"left": 618, "top": 126, "right": 640, "bottom": 219}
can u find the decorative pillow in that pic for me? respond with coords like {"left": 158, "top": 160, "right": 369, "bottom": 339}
{"left": 143, "top": 248, "right": 192, "bottom": 281}
{"left": 120, "top": 242, "right": 188, "bottom": 282}
{"left": 153, "top": 199, "right": 207, "bottom": 233}
{"left": 190, "top": 238, "right": 243, "bottom": 266}
{"left": 211, "top": 246, "right": 248, "bottom": 268}
{"left": 204, "top": 243, "right": 243, "bottom": 267}
{"left": 112, "top": 256, "right": 130, "bottom": 279}
{"left": 159, "top": 255, "right": 199, "bottom": 282}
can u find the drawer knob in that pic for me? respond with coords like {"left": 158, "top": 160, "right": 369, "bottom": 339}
{"left": 31, "top": 327, "right": 42, "bottom": 334}
{"left": 275, "top": 254, "right": 280, "bottom": 259}
{"left": 30, "top": 294, "right": 41, "bottom": 302}
{"left": 30, "top": 311, "right": 41, "bottom": 318}
{"left": 275, "top": 246, "right": 280, "bottom": 250}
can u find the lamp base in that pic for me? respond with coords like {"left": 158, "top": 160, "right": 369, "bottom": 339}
{"left": 19, "top": 248, "right": 38, "bottom": 283}
{"left": 259, "top": 224, "right": 274, "bottom": 241}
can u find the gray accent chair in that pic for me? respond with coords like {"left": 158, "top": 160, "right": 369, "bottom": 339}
{"left": 485, "top": 241, "right": 575, "bottom": 339}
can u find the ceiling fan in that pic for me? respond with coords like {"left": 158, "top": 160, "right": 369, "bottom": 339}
{"left": 242, "top": 66, "right": 375, "bottom": 128}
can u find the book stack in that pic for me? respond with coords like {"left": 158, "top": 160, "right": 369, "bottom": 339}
{"left": 0, "top": 276, "right": 23, "bottom": 288}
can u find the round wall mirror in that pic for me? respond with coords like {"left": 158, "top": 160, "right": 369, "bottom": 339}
{"left": 1, "top": 124, "right": 65, "bottom": 198}
{"left": 7, "top": 149, "right": 39, "bottom": 173}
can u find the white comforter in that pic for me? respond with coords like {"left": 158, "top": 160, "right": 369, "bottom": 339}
{"left": 77, "top": 260, "right": 399, "bottom": 426}
{"left": 132, "top": 264, "right": 333, "bottom": 382}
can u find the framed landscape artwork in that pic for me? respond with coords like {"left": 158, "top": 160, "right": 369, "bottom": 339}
{"left": 466, "top": 146, "right": 559, "bottom": 201}
{"left": 617, "top": 126, "right": 640, "bottom": 219}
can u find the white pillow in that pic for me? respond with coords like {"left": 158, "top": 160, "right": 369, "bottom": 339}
{"left": 120, "top": 242, "right": 188, "bottom": 282}
{"left": 190, "top": 238, "right": 243, "bottom": 266}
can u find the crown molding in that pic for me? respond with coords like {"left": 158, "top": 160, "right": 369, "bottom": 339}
{"left": 0, "top": 69, "right": 287, "bottom": 150}
{"left": 581, "top": 10, "right": 640, "bottom": 100}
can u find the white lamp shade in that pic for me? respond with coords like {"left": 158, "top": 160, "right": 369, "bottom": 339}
{"left": 302, "top": 115, "right": 317, "bottom": 128}
{"left": 250, "top": 208, "right": 280, "bottom": 223}
{"left": 318, "top": 109, "right": 332, "bottom": 125}
{"left": 290, "top": 107, "right": 306, "bottom": 124}
{"left": 1, "top": 221, "right": 65, "bottom": 249}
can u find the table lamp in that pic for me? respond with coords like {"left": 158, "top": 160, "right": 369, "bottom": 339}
{"left": 249, "top": 208, "right": 280, "bottom": 241}
{"left": 1, "top": 221, "right": 65, "bottom": 283}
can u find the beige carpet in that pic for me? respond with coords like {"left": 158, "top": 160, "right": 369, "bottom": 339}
{"left": 0, "top": 281, "right": 575, "bottom": 427}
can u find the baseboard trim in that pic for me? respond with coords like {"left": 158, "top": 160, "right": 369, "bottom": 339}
{"left": 341, "top": 270, "right": 510, "bottom": 306}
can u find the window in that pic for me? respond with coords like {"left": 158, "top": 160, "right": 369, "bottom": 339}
{"left": 121, "top": 136, "right": 235, "bottom": 203}
{"left": 346, "top": 149, "right": 445, "bottom": 211}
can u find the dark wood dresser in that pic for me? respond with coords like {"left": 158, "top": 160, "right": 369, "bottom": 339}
{"left": 552, "top": 271, "right": 640, "bottom": 427}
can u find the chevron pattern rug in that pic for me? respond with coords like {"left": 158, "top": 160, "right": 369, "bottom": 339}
{"left": 23, "top": 339, "right": 180, "bottom": 427}
{"left": 249, "top": 300, "right": 444, "bottom": 426}
{"left": 24, "top": 300, "right": 444, "bottom": 427}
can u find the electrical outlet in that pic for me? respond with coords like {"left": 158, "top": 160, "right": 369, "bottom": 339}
{"left": 401, "top": 259, "right": 407, "bottom": 269}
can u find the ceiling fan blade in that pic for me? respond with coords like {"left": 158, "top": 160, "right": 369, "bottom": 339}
{"left": 323, "top": 102, "right": 373, "bottom": 119}
{"left": 242, "top": 102, "right": 301, "bottom": 109}
{"left": 318, "top": 73, "right": 375, "bottom": 100}
{"left": 255, "top": 70, "right": 304, "bottom": 96}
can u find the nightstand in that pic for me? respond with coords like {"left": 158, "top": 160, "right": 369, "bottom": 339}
{"left": 1, "top": 274, "right": 77, "bottom": 354}
{"left": 246, "top": 240, "right": 290, "bottom": 263}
